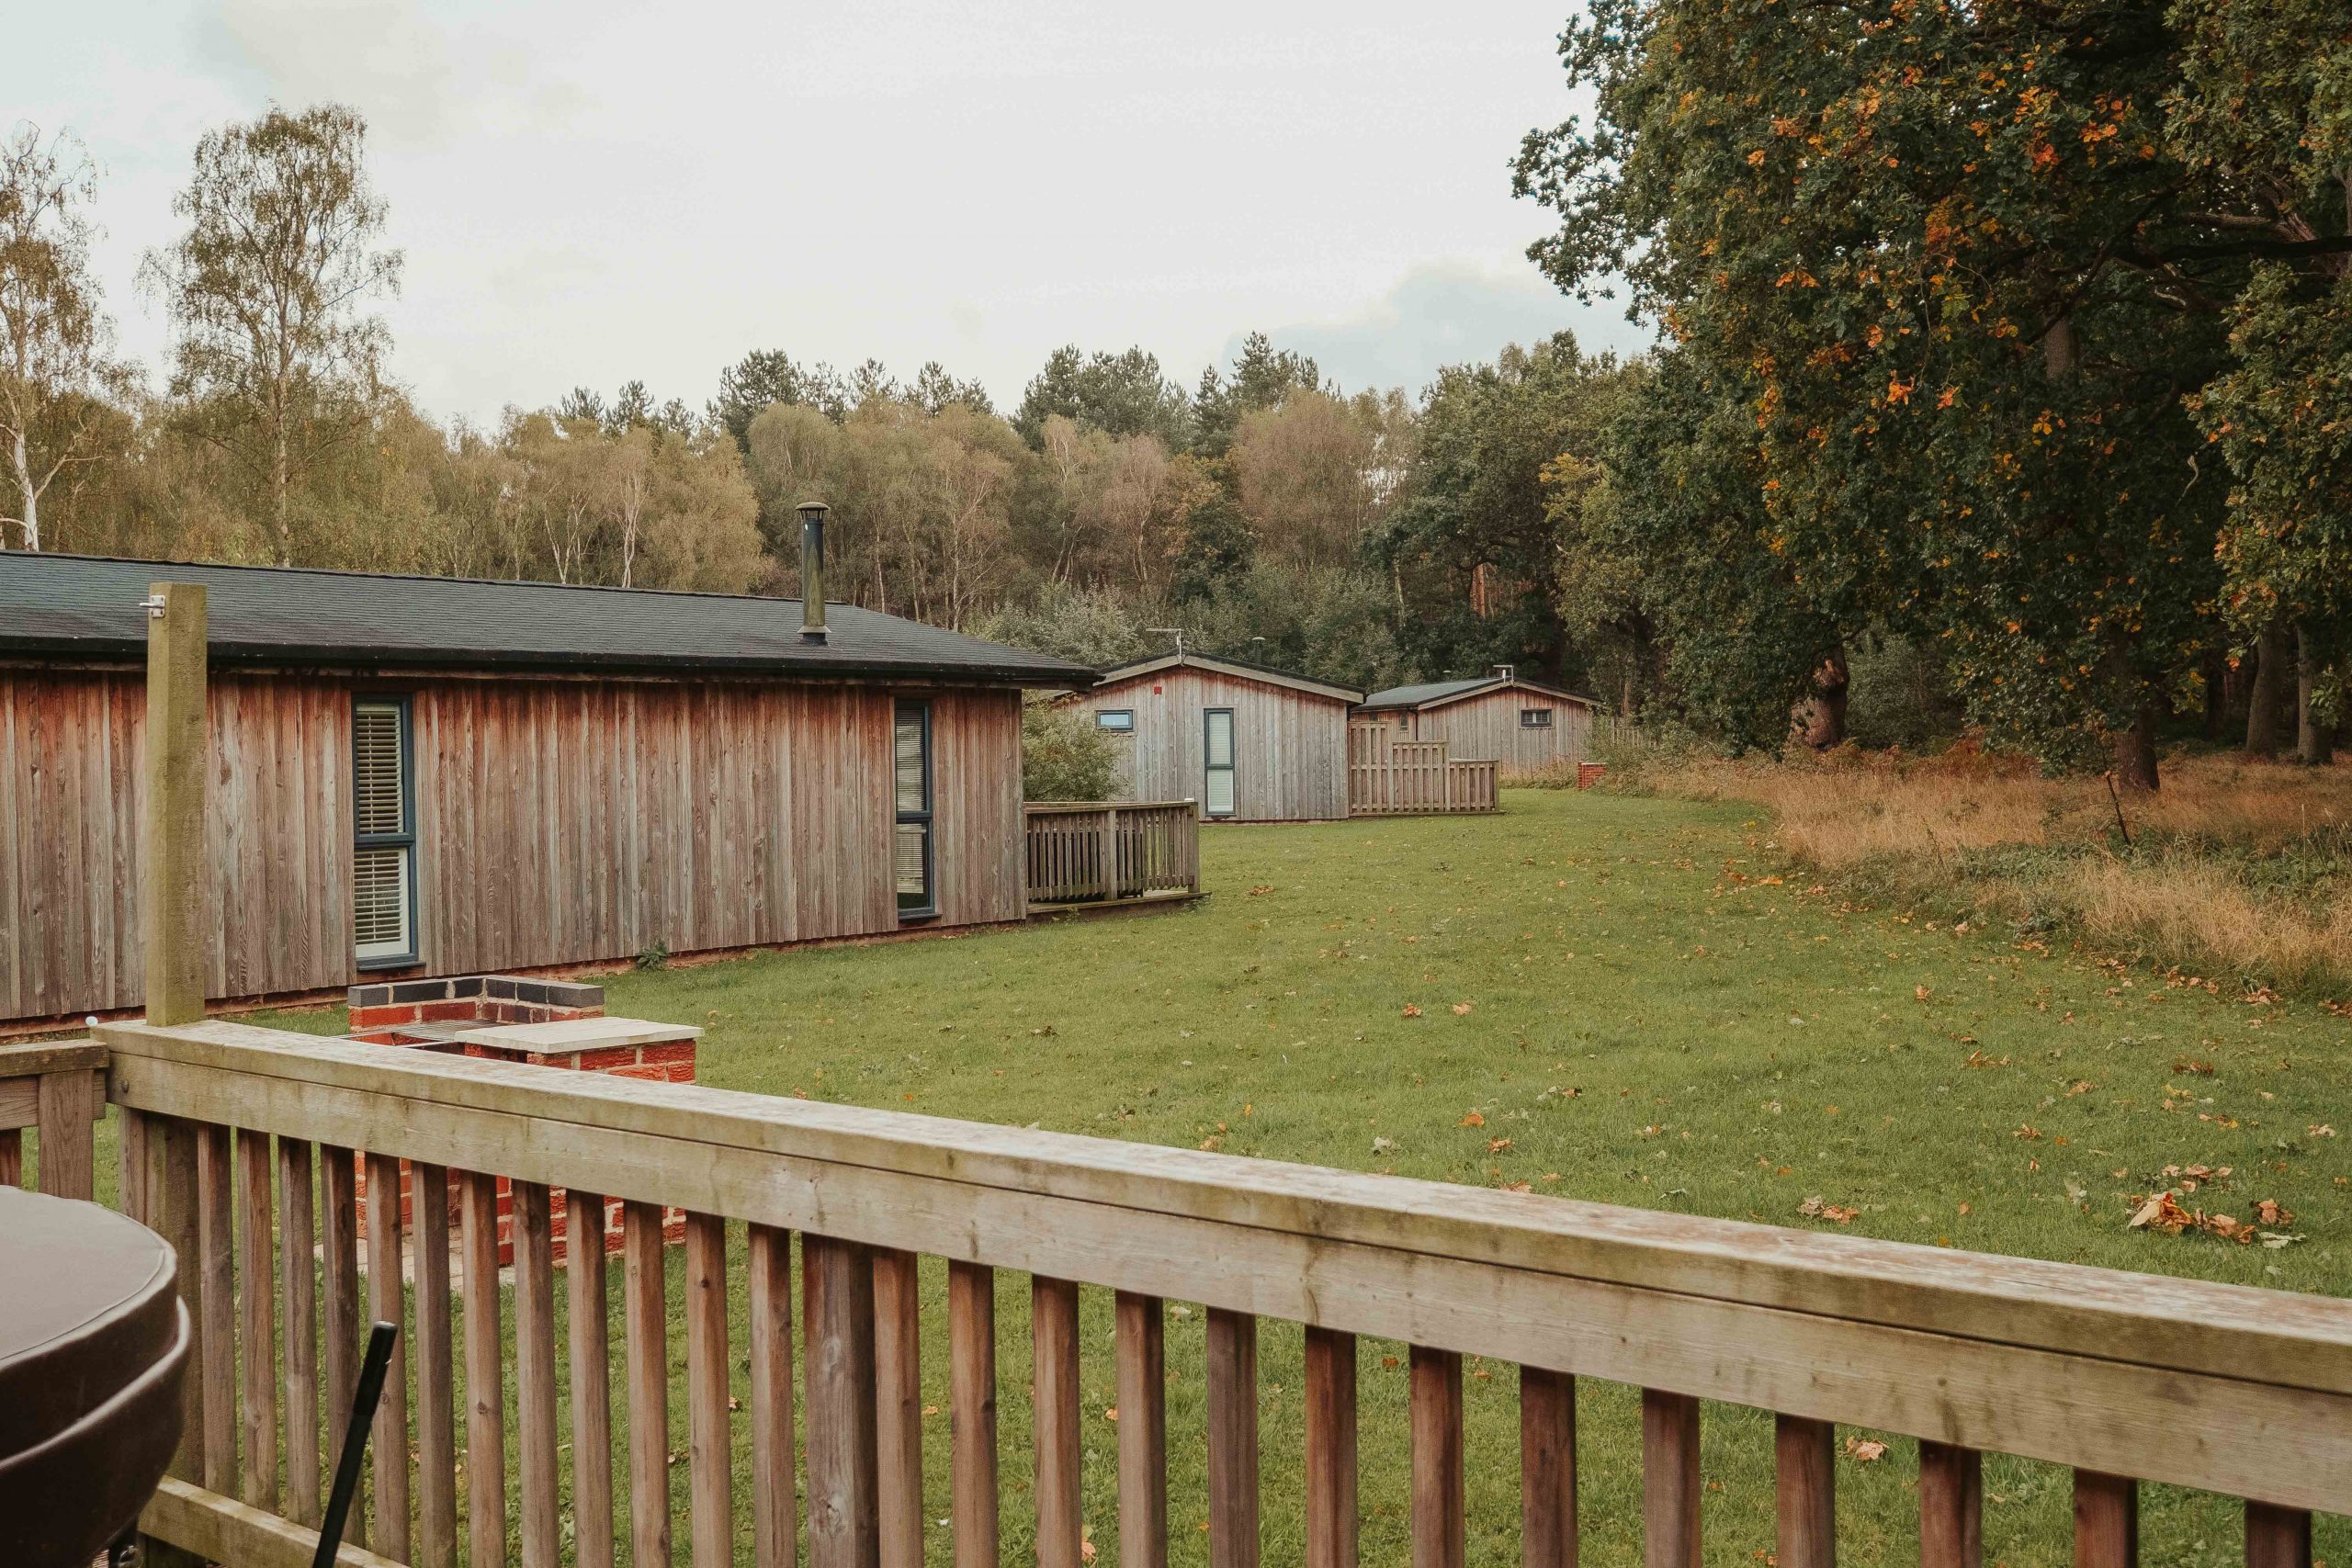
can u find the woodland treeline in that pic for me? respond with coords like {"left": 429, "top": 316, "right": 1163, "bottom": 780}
{"left": 7, "top": 0, "right": 2350, "bottom": 790}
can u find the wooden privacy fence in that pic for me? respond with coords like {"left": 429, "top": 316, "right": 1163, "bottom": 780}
{"left": 20, "top": 1019, "right": 2340, "bottom": 1568}
{"left": 1347, "top": 728, "right": 1498, "bottom": 816}
{"left": 1024, "top": 800, "right": 1200, "bottom": 907}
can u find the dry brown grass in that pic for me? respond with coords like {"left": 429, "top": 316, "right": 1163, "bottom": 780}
{"left": 1620, "top": 744, "right": 2352, "bottom": 994}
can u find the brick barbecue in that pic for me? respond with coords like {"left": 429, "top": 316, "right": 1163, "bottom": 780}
{"left": 345, "top": 975, "right": 701, "bottom": 1264}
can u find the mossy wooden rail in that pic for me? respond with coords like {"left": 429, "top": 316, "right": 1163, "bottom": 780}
{"left": 11, "top": 1021, "right": 2339, "bottom": 1568}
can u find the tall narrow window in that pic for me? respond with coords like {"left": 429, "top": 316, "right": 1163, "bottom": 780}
{"left": 1203, "top": 707, "right": 1237, "bottom": 818}
{"left": 894, "top": 701, "right": 935, "bottom": 919}
{"left": 353, "top": 696, "right": 417, "bottom": 966}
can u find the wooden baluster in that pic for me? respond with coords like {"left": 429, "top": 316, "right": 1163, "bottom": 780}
{"left": 37, "top": 1064, "right": 96, "bottom": 1199}
{"left": 1520, "top": 1368, "right": 1575, "bottom": 1568}
{"left": 365, "top": 1150, "right": 412, "bottom": 1562}
{"left": 2245, "top": 1503, "right": 2312, "bottom": 1568}
{"left": 1305, "top": 1328, "right": 1357, "bottom": 1568}
{"left": 1918, "top": 1442, "right": 1981, "bottom": 1568}
{"left": 236, "top": 1128, "right": 278, "bottom": 1511}
{"left": 198, "top": 1122, "right": 237, "bottom": 1495}
{"left": 807, "top": 1234, "right": 880, "bottom": 1568}
{"left": 1207, "top": 1309, "right": 1261, "bottom": 1568}
{"left": 626, "top": 1201, "right": 673, "bottom": 1568}
{"left": 751, "top": 1224, "right": 799, "bottom": 1568}
{"left": 0, "top": 1126, "right": 18, "bottom": 1186}
{"left": 1641, "top": 1391, "right": 1701, "bottom": 1568}
{"left": 412, "top": 1162, "right": 458, "bottom": 1568}
{"left": 279, "top": 1139, "right": 321, "bottom": 1528}
{"left": 949, "top": 1261, "right": 999, "bottom": 1568}
{"left": 2074, "top": 1472, "right": 2137, "bottom": 1568}
{"left": 515, "top": 1181, "right": 561, "bottom": 1568}
{"left": 1409, "top": 1347, "right": 1463, "bottom": 1568}
{"left": 461, "top": 1172, "right": 507, "bottom": 1568}
{"left": 874, "top": 1247, "right": 923, "bottom": 1568}
{"left": 1116, "top": 1292, "right": 1167, "bottom": 1568}
{"left": 119, "top": 1107, "right": 150, "bottom": 1222}
{"left": 688, "top": 1212, "right": 735, "bottom": 1568}
{"left": 1033, "top": 1275, "right": 1082, "bottom": 1568}
{"left": 321, "top": 1145, "right": 364, "bottom": 1550}
{"left": 1776, "top": 1416, "right": 1834, "bottom": 1568}
{"left": 571, "top": 1191, "right": 617, "bottom": 1568}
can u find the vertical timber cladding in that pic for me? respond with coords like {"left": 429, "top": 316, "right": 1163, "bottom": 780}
{"left": 1072, "top": 666, "right": 1351, "bottom": 821}
{"left": 1416, "top": 689, "right": 1599, "bottom": 778}
{"left": 408, "top": 676, "right": 1028, "bottom": 976}
{"left": 0, "top": 667, "right": 354, "bottom": 1019}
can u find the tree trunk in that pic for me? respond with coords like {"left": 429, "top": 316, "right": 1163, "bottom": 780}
{"left": 9, "top": 428, "right": 38, "bottom": 552}
{"left": 2296, "top": 623, "right": 2335, "bottom": 766}
{"left": 2201, "top": 649, "right": 2230, "bottom": 741}
{"left": 2112, "top": 705, "right": 2160, "bottom": 792}
{"left": 1792, "top": 647, "right": 1850, "bottom": 750}
{"left": 2245, "top": 619, "right": 2290, "bottom": 758}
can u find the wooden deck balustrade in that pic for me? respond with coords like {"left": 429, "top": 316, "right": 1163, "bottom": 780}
{"left": 1347, "top": 728, "right": 1499, "bottom": 816}
{"left": 11, "top": 1022, "right": 2346, "bottom": 1568}
{"left": 1024, "top": 800, "right": 1201, "bottom": 909}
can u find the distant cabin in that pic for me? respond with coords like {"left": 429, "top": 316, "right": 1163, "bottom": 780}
{"left": 1061, "top": 653, "right": 1365, "bottom": 822}
{"left": 0, "top": 553, "right": 1092, "bottom": 1027}
{"left": 1357, "top": 670, "right": 1604, "bottom": 779}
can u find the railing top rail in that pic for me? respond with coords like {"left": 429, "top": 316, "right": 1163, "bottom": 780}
{"left": 1023, "top": 799, "right": 1195, "bottom": 815}
{"left": 95, "top": 1018, "right": 2352, "bottom": 1509}
{"left": 0, "top": 1039, "right": 107, "bottom": 1079}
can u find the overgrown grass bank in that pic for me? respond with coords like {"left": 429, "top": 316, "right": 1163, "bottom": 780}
{"left": 1603, "top": 744, "right": 2352, "bottom": 998}
{"left": 249, "top": 790, "right": 2346, "bottom": 1567}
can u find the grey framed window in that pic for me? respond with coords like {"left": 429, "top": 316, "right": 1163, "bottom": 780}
{"left": 895, "top": 701, "right": 935, "bottom": 919}
{"left": 1203, "top": 706, "right": 1237, "bottom": 818}
{"left": 1521, "top": 708, "right": 1554, "bottom": 728}
{"left": 1096, "top": 708, "right": 1135, "bottom": 732}
{"left": 353, "top": 695, "right": 418, "bottom": 967}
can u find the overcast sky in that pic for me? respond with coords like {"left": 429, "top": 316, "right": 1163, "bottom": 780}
{"left": 10, "top": 1, "right": 1651, "bottom": 428}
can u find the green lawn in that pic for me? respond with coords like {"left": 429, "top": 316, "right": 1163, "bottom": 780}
{"left": 254, "top": 789, "right": 2348, "bottom": 1567}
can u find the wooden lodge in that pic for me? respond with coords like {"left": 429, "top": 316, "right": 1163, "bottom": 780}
{"left": 0, "top": 552, "right": 1097, "bottom": 1026}
{"left": 1061, "top": 651, "right": 1364, "bottom": 822}
{"left": 1359, "top": 666, "right": 1606, "bottom": 781}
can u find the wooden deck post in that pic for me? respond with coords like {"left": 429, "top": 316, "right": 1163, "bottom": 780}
{"left": 1098, "top": 807, "right": 1119, "bottom": 900}
{"left": 140, "top": 580, "right": 210, "bottom": 1568}
{"left": 144, "top": 581, "right": 209, "bottom": 1027}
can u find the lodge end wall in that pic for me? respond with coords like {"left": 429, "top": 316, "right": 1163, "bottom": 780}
{"left": 0, "top": 668, "right": 1025, "bottom": 1021}
{"left": 1067, "top": 665, "right": 1351, "bottom": 821}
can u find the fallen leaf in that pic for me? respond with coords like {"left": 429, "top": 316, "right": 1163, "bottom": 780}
{"left": 1452, "top": 1002, "right": 1475, "bottom": 1016}
{"left": 2128, "top": 1192, "right": 2194, "bottom": 1234}
{"left": 1487, "top": 1136, "right": 1513, "bottom": 1153}
{"left": 1459, "top": 1111, "right": 1486, "bottom": 1128}
{"left": 1843, "top": 1437, "right": 1889, "bottom": 1463}
{"left": 2255, "top": 1198, "right": 2295, "bottom": 1227}
{"left": 1401, "top": 1004, "right": 1424, "bottom": 1019}
{"left": 1799, "top": 1195, "right": 1860, "bottom": 1224}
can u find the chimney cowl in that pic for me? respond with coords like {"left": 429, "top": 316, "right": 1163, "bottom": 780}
{"left": 797, "top": 501, "right": 829, "bottom": 643}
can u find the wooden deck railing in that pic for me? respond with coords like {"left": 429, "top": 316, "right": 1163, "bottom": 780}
{"left": 25, "top": 1019, "right": 2339, "bottom": 1568}
{"left": 1348, "top": 729, "right": 1499, "bottom": 816}
{"left": 1024, "top": 800, "right": 1200, "bottom": 907}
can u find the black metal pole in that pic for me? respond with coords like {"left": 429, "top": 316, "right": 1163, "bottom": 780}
{"left": 313, "top": 1320, "right": 399, "bottom": 1568}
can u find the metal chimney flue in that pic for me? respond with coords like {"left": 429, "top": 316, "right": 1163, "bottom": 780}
{"left": 797, "top": 501, "right": 829, "bottom": 643}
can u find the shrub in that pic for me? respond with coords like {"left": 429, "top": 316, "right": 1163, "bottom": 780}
{"left": 1023, "top": 701, "right": 1120, "bottom": 802}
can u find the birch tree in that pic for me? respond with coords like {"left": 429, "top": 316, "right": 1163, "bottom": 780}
{"left": 0, "top": 125, "right": 131, "bottom": 551}
{"left": 142, "top": 104, "right": 402, "bottom": 565}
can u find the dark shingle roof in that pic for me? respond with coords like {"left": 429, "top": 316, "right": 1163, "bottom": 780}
{"left": 0, "top": 553, "right": 1094, "bottom": 687}
{"left": 1358, "top": 677, "right": 1501, "bottom": 709}
{"left": 1361, "top": 674, "right": 1600, "bottom": 711}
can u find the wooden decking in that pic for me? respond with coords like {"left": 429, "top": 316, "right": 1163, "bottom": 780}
{"left": 0, "top": 1023, "right": 2336, "bottom": 1568}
